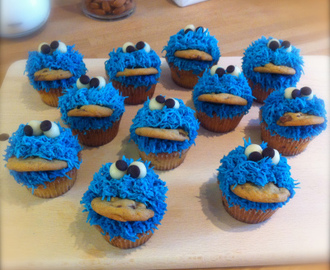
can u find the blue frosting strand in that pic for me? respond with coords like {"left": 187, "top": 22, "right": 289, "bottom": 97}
{"left": 261, "top": 90, "right": 327, "bottom": 140}
{"left": 193, "top": 69, "right": 254, "bottom": 118}
{"left": 80, "top": 157, "right": 168, "bottom": 241}
{"left": 242, "top": 36, "right": 304, "bottom": 91}
{"left": 58, "top": 83, "right": 125, "bottom": 132}
{"left": 130, "top": 98, "right": 199, "bottom": 155}
{"left": 218, "top": 138, "right": 298, "bottom": 212}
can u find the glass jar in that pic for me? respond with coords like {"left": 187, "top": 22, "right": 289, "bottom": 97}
{"left": 82, "top": 0, "right": 136, "bottom": 21}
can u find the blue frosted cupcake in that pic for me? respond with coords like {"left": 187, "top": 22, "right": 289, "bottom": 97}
{"left": 218, "top": 139, "right": 298, "bottom": 223}
{"left": 193, "top": 64, "right": 254, "bottom": 132}
{"left": 242, "top": 36, "right": 304, "bottom": 103}
{"left": 59, "top": 75, "right": 125, "bottom": 147}
{"left": 260, "top": 86, "right": 327, "bottom": 155}
{"left": 25, "top": 40, "right": 87, "bottom": 107}
{"left": 163, "top": 24, "right": 220, "bottom": 89}
{"left": 4, "top": 120, "right": 82, "bottom": 198}
{"left": 105, "top": 41, "right": 161, "bottom": 105}
{"left": 130, "top": 96, "right": 199, "bottom": 170}
{"left": 81, "top": 157, "right": 167, "bottom": 249}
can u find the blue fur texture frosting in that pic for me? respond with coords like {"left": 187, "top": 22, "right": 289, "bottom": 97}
{"left": 4, "top": 123, "right": 82, "bottom": 191}
{"left": 218, "top": 139, "right": 298, "bottom": 211}
{"left": 261, "top": 90, "right": 327, "bottom": 140}
{"left": 242, "top": 36, "right": 304, "bottom": 91}
{"left": 25, "top": 45, "right": 87, "bottom": 92}
{"left": 130, "top": 98, "right": 199, "bottom": 155}
{"left": 163, "top": 27, "right": 220, "bottom": 74}
{"left": 193, "top": 69, "right": 254, "bottom": 118}
{"left": 58, "top": 83, "right": 125, "bottom": 132}
{"left": 80, "top": 157, "right": 168, "bottom": 241}
{"left": 105, "top": 47, "right": 161, "bottom": 88}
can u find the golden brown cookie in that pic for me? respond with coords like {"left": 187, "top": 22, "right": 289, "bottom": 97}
{"left": 6, "top": 156, "right": 68, "bottom": 172}
{"left": 174, "top": 49, "right": 213, "bottom": 61}
{"left": 34, "top": 68, "right": 73, "bottom": 81}
{"left": 197, "top": 93, "right": 248, "bottom": 106}
{"left": 67, "top": 105, "right": 114, "bottom": 118}
{"left": 230, "top": 182, "right": 290, "bottom": 203}
{"left": 91, "top": 197, "right": 154, "bottom": 222}
{"left": 253, "top": 63, "right": 296, "bottom": 75}
{"left": 277, "top": 112, "right": 325, "bottom": 126}
{"left": 135, "top": 127, "right": 189, "bottom": 141}
{"left": 116, "top": 67, "right": 158, "bottom": 77}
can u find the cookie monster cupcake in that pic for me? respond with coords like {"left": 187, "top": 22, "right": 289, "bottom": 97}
{"left": 218, "top": 139, "right": 298, "bottom": 223}
{"left": 25, "top": 40, "right": 87, "bottom": 107}
{"left": 260, "top": 86, "right": 327, "bottom": 155}
{"left": 81, "top": 157, "right": 167, "bottom": 249}
{"left": 105, "top": 41, "right": 161, "bottom": 105}
{"left": 163, "top": 24, "right": 220, "bottom": 89}
{"left": 242, "top": 36, "right": 304, "bottom": 103}
{"left": 130, "top": 96, "right": 199, "bottom": 170}
{"left": 59, "top": 75, "right": 125, "bottom": 147}
{"left": 193, "top": 64, "right": 254, "bottom": 132}
{"left": 4, "top": 120, "right": 82, "bottom": 198}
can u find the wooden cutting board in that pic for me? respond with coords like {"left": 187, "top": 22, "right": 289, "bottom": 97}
{"left": 0, "top": 57, "right": 329, "bottom": 270}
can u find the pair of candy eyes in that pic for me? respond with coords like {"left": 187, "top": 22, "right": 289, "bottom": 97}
{"left": 184, "top": 24, "right": 206, "bottom": 34}
{"left": 109, "top": 160, "right": 147, "bottom": 180}
{"left": 244, "top": 144, "right": 280, "bottom": 165}
{"left": 267, "top": 38, "right": 292, "bottom": 52}
{"left": 284, "top": 86, "right": 313, "bottom": 100}
{"left": 23, "top": 120, "right": 60, "bottom": 139}
{"left": 123, "top": 41, "right": 151, "bottom": 53}
{"left": 38, "top": 41, "right": 67, "bottom": 54}
{"left": 149, "top": 95, "right": 180, "bottom": 111}
{"left": 210, "top": 65, "right": 241, "bottom": 78}
{"left": 76, "top": 75, "right": 106, "bottom": 90}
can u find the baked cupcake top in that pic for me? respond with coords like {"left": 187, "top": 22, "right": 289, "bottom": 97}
{"left": 25, "top": 41, "right": 87, "bottom": 92}
{"left": 4, "top": 121, "right": 82, "bottom": 190}
{"left": 81, "top": 157, "right": 167, "bottom": 241}
{"left": 242, "top": 36, "right": 304, "bottom": 91}
{"left": 261, "top": 87, "right": 327, "bottom": 140}
{"left": 193, "top": 64, "right": 254, "bottom": 118}
{"left": 105, "top": 41, "right": 161, "bottom": 88}
{"left": 163, "top": 24, "right": 220, "bottom": 74}
{"left": 218, "top": 139, "right": 298, "bottom": 211}
{"left": 58, "top": 75, "right": 126, "bottom": 132}
{"left": 130, "top": 96, "right": 199, "bottom": 155}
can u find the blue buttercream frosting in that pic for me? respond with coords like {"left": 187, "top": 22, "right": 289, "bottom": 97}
{"left": 80, "top": 157, "right": 168, "bottom": 241}
{"left": 105, "top": 47, "right": 161, "bottom": 88}
{"left": 4, "top": 122, "right": 82, "bottom": 191}
{"left": 261, "top": 89, "right": 327, "bottom": 140}
{"left": 130, "top": 98, "right": 199, "bottom": 155}
{"left": 25, "top": 44, "right": 87, "bottom": 92}
{"left": 218, "top": 139, "right": 298, "bottom": 212}
{"left": 163, "top": 27, "right": 220, "bottom": 74}
{"left": 58, "top": 82, "right": 125, "bottom": 132}
{"left": 193, "top": 69, "right": 254, "bottom": 118}
{"left": 242, "top": 36, "right": 304, "bottom": 91}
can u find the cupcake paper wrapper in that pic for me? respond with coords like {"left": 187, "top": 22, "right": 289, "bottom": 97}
{"left": 169, "top": 64, "right": 202, "bottom": 89}
{"left": 38, "top": 87, "right": 63, "bottom": 107}
{"left": 248, "top": 78, "right": 275, "bottom": 103}
{"left": 197, "top": 112, "right": 244, "bottom": 133}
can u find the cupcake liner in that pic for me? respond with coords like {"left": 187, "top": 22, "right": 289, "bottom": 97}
{"left": 248, "top": 79, "right": 275, "bottom": 103}
{"left": 169, "top": 65, "right": 202, "bottom": 89}
{"left": 139, "top": 148, "right": 189, "bottom": 171}
{"left": 222, "top": 195, "right": 277, "bottom": 224}
{"left": 37, "top": 88, "right": 63, "bottom": 107}
{"left": 197, "top": 111, "right": 244, "bottom": 133}
{"left": 261, "top": 122, "right": 312, "bottom": 156}
{"left": 95, "top": 225, "right": 153, "bottom": 249}
{"left": 72, "top": 118, "right": 122, "bottom": 147}
{"left": 112, "top": 81, "right": 156, "bottom": 105}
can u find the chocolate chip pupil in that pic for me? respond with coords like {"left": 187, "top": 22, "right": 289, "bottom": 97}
{"left": 196, "top": 26, "right": 203, "bottom": 32}
{"left": 127, "top": 165, "right": 140, "bottom": 178}
{"left": 126, "top": 45, "right": 136, "bottom": 53}
{"left": 291, "top": 89, "right": 301, "bottom": 99}
{"left": 24, "top": 125, "right": 33, "bottom": 136}
{"left": 165, "top": 98, "right": 175, "bottom": 108}
{"left": 269, "top": 41, "right": 280, "bottom": 51}
{"left": 41, "top": 44, "right": 51, "bottom": 54}
{"left": 248, "top": 151, "right": 263, "bottom": 162}
{"left": 301, "top": 87, "right": 312, "bottom": 96}
{"left": 80, "top": 75, "right": 90, "bottom": 85}
{"left": 116, "top": 160, "right": 128, "bottom": 171}
{"left": 90, "top": 78, "right": 100, "bottom": 88}
{"left": 50, "top": 40, "right": 59, "bottom": 50}
{"left": 262, "top": 147, "right": 275, "bottom": 158}
{"left": 184, "top": 28, "right": 193, "bottom": 34}
{"left": 216, "top": 68, "right": 226, "bottom": 77}
{"left": 40, "top": 120, "right": 52, "bottom": 132}
{"left": 226, "top": 65, "right": 235, "bottom": 73}
{"left": 282, "top": 40, "right": 291, "bottom": 48}
{"left": 155, "top": 95, "right": 165, "bottom": 104}
{"left": 136, "top": 41, "right": 145, "bottom": 50}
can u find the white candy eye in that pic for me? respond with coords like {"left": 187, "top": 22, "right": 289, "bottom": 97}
{"left": 50, "top": 41, "right": 67, "bottom": 53}
{"left": 165, "top": 98, "right": 180, "bottom": 109}
{"left": 109, "top": 160, "right": 128, "bottom": 179}
{"left": 262, "top": 147, "right": 280, "bottom": 165}
{"left": 284, "top": 87, "right": 300, "bottom": 99}
{"left": 38, "top": 42, "right": 51, "bottom": 54}
{"left": 127, "top": 161, "right": 147, "bottom": 179}
{"left": 24, "top": 120, "right": 43, "bottom": 136}
{"left": 300, "top": 86, "right": 314, "bottom": 100}
{"left": 210, "top": 65, "right": 226, "bottom": 77}
{"left": 89, "top": 76, "right": 106, "bottom": 89}
{"left": 281, "top": 40, "right": 292, "bottom": 53}
{"left": 95, "top": 76, "right": 106, "bottom": 89}
{"left": 76, "top": 75, "right": 90, "bottom": 89}
{"left": 244, "top": 144, "right": 263, "bottom": 158}
{"left": 40, "top": 121, "right": 60, "bottom": 138}
{"left": 267, "top": 38, "right": 281, "bottom": 51}
{"left": 123, "top": 42, "right": 136, "bottom": 53}
{"left": 149, "top": 95, "right": 165, "bottom": 110}
{"left": 184, "top": 24, "right": 195, "bottom": 34}
{"left": 136, "top": 41, "right": 151, "bottom": 53}
{"left": 226, "top": 65, "right": 241, "bottom": 77}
